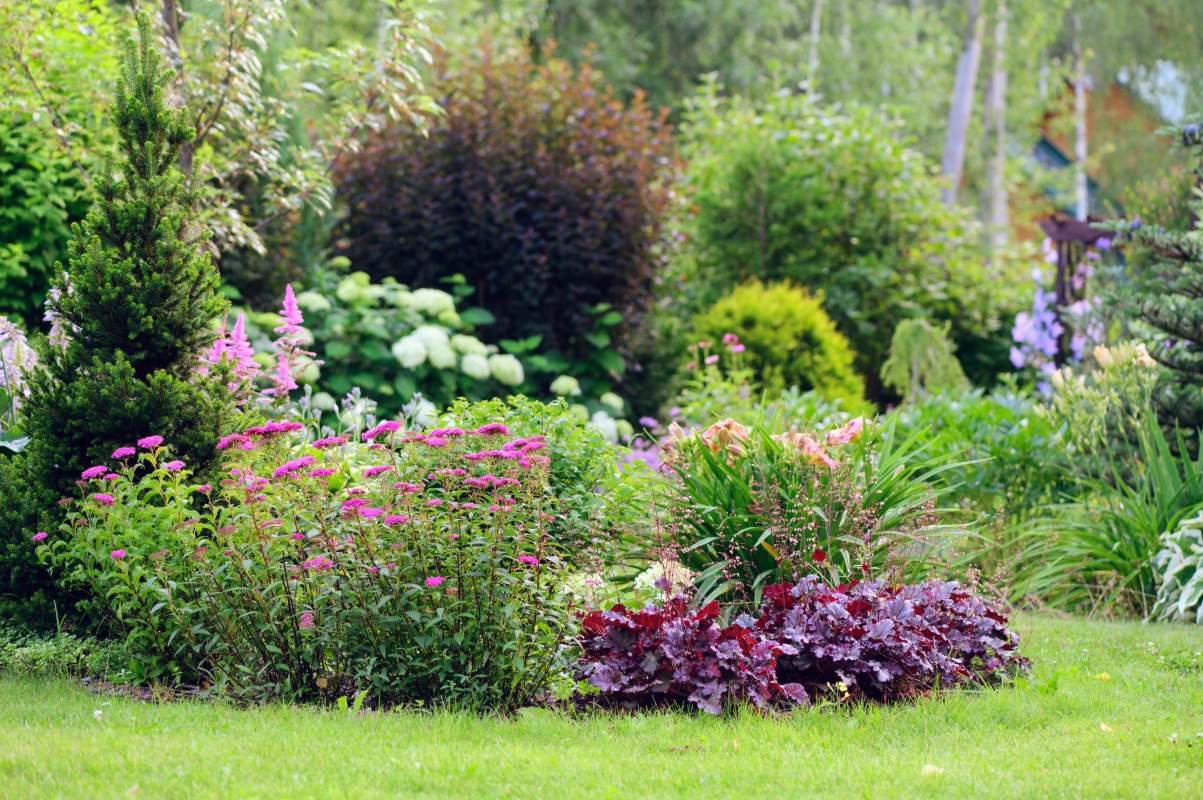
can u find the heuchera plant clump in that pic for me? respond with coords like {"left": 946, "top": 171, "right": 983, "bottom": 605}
{"left": 577, "top": 577, "right": 1026, "bottom": 713}
{"left": 576, "top": 598, "right": 808, "bottom": 714}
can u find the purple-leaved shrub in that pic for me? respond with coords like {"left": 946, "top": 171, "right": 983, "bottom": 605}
{"left": 576, "top": 578, "right": 1026, "bottom": 713}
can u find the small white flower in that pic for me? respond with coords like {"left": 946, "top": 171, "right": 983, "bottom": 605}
{"left": 92, "top": 709, "right": 103, "bottom": 720}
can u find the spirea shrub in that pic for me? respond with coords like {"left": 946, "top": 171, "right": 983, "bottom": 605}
{"left": 41, "top": 419, "right": 584, "bottom": 709}
{"left": 576, "top": 578, "right": 1026, "bottom": 713}
{"left": 331, "top": 42, "right": 676, "bottom": 367}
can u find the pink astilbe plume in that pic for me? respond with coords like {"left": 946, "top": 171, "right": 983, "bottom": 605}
{"left": 263, "top": 284, "right": 319, "bottom": 401}
{"left": 274, "top": 284, "right": 304, "bottom": 336}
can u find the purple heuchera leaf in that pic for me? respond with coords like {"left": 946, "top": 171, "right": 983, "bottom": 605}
{"left": 576, "top": 578, "right": 1027, "bottom": 713}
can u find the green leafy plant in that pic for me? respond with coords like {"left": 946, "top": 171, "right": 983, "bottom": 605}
{"left": 658, "top": 416, "right": 959, "bottom": 611}
{"left": 880, "top": 318, "right": 969, "bottom": 404}
{"left": 1150, "top": 509, "right": 1203, "bottom": 624}
{"left": 692, "top": 280, "right": 864, "bottom": 406}
{"left": 1010, "top": 416, "right": 1203, "bottom": 618}
{"left": 890, "top": 385, "right": 1067, "bottom": 521}
{"left": 1043, "top": 341, "right": 1160, "bottom": 485}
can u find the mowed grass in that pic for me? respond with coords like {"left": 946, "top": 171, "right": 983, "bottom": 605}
{"left": 1, "top": 614, "right": 1200, "bottom": 799}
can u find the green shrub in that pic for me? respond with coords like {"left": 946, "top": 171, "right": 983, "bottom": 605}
{"left": 21, "top": 15, "right": 233, "bottom": 505}
{"left": 332, "top": 42, "right": 676, "bottom": 383}
{"left": 692, "top": 280, "right": 863, "bottom": 406}
{"left": 0, "top": 115, "right": 92, "bottom": 326}
{"left": 0, "top": 623, "right": 128, "bottom": 679}
{"left": 0, "top": 453, "right": 60, "bottom": 628}
{"left": 880, "top": 318, "right": 969, "bottom": 404}
{"left": 890, "top": 386, "right": 1066, "bottom": 521}
{"left": 1151, "top": 508, "right": 1203, "bottom": 624}
{"left": 677, "top": 84, "right": 1021, "bottom": 395}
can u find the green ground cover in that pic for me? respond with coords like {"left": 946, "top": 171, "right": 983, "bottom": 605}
{"left": 1, "top": 614, "right": 1200, "bottom": 799}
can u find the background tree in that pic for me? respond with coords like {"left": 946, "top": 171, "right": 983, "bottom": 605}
{"left": 1124, "top": 121, "right": 1203, "bottom": 434}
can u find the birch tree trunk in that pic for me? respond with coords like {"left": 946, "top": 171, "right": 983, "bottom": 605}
{"left": 1073, "top": 12, "right": 1090, "bottom": 221}
{"left": 985, "top": 0, "right": 1009, "bottom": 248}
{"left": 940, "top": 0, "right": 984, "bottom": 205}
{"left": 808, "top": 0, "right": 824, "bottom": 87}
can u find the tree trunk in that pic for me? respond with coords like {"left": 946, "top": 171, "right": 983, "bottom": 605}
{"left": 808, "top": 0, "right": 824, "bottom": 87}
{"left": 1073, "top": 12, "right": 1089, "bottom": 221}
{"left": 940, "top": 0, "right": 984, "bottom": 205}
{"left": 985, "top": 0, "right": 1009, "bottom": 249}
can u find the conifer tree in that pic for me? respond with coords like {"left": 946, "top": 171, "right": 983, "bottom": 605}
{"left": 1126, "top": 122, "right": 1203, "bottom": 432}
{"left": 22, "top": 12, "right": 231, "bottom": 497}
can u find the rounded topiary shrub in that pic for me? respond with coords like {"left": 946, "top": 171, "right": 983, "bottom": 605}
{"left": 693, "top": 280, "right": 863, "bottom": 404}
{"left": 332, "top": 43, "right": 676, "bottom": 365}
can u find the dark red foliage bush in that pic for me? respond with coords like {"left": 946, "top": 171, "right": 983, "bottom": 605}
{"left": 757, "top": 577, "right": 1026, "bottom": 703}
{"left": 576, "top": 578, "right": 1026, "bottom": 713}
{"left": 576, "top": 597, "right": 807, "bottom": 714}
{"left": 332, "top": 43, "right": 677, "bottom": 362}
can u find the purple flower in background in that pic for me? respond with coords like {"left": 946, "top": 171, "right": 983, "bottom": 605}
{"left": 137, "top": 435, "right": 163, "bottom": 449}
{"left": 111, "top": 446, "right": 136, "bottom": 459}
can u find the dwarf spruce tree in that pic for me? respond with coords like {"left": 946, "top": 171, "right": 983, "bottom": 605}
{"left": 1127, "top": 122, "right": 1203, "bottom": 432}
{"left": 23, "top": 13, "right": 231, "bottom": 497}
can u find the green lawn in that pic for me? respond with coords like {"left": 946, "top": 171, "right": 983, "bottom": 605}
{"left": 1, "top": 614, "right": 1200, "bottom": 799}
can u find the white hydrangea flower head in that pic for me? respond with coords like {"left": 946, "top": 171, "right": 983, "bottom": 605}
{"left": 549, "top": 374, "right": 582, "bottom": 397}
{"left": 408, "top": 288, "right": 456, "bottom": 317}
{"left": 488, "top": 354, "right": 524, "bottom": 386}
{"left": 412, "top": 324, "right": 451, "bottom": 350}
{"left": 634, "top": 560, "right": 695, "bottom": 596}
{"left": 295, "top": 290, "right": 332, "bottom": 313}
{"left": 451, "top": 334, "right": 489, "bottom": 356}
{"left": 599, "top": 391, "right": 624, "bottom": 413}
{"left": 590, "top": 409, "right": 618, "bottom": 443}
{"left": 391, "top": 335, "right": 427, "bottom": 368}
{"left": 615, "top": 418, "right": 634, "bottom": 441}
{"left": 427, "top": 342, "right": 458, "bottom": 370}
{"left": 460, "top": 353, "right": 491, "bottom": 380}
